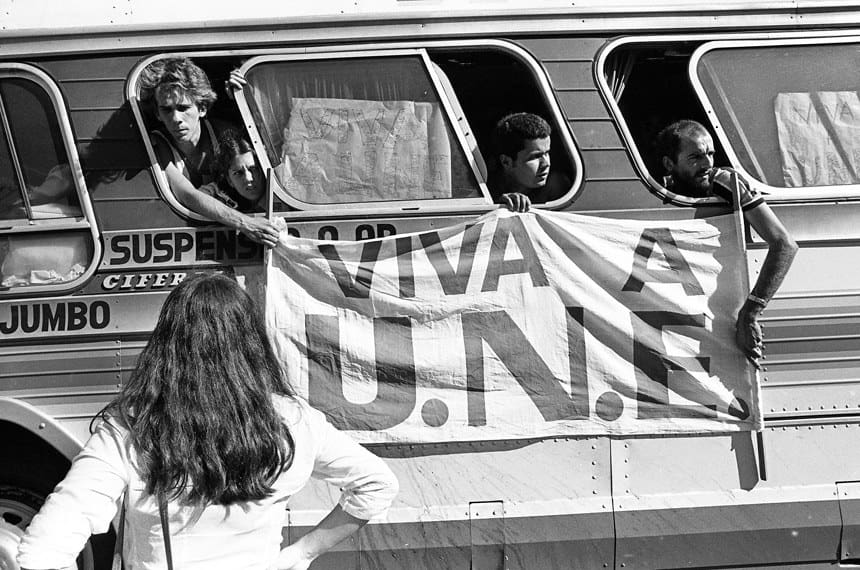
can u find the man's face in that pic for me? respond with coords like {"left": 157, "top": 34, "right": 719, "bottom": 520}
{"left": 155, "top": 89, "right": 205, "bottom": 145}
{"left": 664, "top": 130, "right": 715, "bottom": 196}
{"left": 502, "top": 136, "right": 551, "bottom": 192}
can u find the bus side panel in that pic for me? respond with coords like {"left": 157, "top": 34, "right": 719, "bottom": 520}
{"left": 612, "top": 199, "right": 860, "bottom": 567}
{"left": 38, "top": 55, "right": 188, "bottom": 231}
{"left": 520, "top": 37, "right": 659, "bottom": 214}
{"left": 0, "top": 339, "right": 121, "bottom": 441}
{"left": 612, "top": 433, "right": 843, "bottom": 568}
{"left": 754, "top": 202, "right": 860, "bottom": 428}
{"left": 288, "top": 438, "right": 614, "bottom": 569}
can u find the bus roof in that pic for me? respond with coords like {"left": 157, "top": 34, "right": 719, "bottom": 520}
{"left": 3, "top": 0, "right": 860, "bottom": 37}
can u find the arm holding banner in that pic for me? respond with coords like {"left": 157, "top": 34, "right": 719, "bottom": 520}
{"left": 156, "top": 143, "right": 281, "bottom": 248}
{"left": 737, "top": 203, "right": 798, "bottom": 365}
{"left": 167, "top": 161, "right": 281, "bottom": 248}
{"left": 499, "top": 192, "right": 532, "bottom": 212}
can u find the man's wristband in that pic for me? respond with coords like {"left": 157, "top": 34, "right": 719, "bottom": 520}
{"left": 747, "top": 293, "right": 768, "bottom": 308}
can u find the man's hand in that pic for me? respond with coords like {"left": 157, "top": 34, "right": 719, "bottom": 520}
{"left": 736, "top": 302, "right": 764, "bottom": 368}
{"left": 224, "top": 69, "right": 247, "bottom": 101}
{"left": 238, "top": 216, "right": 281, "bottom": 249}
{"left": 500, "top": 192, "right": 531, "bottom": 213}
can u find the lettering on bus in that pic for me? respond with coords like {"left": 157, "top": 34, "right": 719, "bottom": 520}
{"left": 283, "top": 223, "right": 399, "bottom": 241}
{"left": 302, "top": 217, "right": 746, "bottom": 430}
{"left": 0, "top": 301, "right": 111, "bottom": 335}
{"left": 101, "top": 272, "right": 187, "bottom": 291}
{"left": 106, "top": 230, "right": 260, "bottom": 266}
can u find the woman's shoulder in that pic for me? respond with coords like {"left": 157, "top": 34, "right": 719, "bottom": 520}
{"left": 92, "top": 414, "right": 129, "bottom": 436}
{"left": 272, "top": 393, "right": 317, "bottom": 425}
{"left": 272, "top": 394, "right": 337, "bottom": 443}
{"left": 76, "top": 415, "right": 137, "bottom": 473}
{"left": 89, "top": 416, "right": 135, "bottom": 451}
{"left": 199, "top": 181, "right": 241, "bottom": 209}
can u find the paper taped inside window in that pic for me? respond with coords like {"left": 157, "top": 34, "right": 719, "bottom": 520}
{"left": 275, "top": 97, "right": 452, "bottom": 203}
{"left": 775, "top": 91, "right": 860, "bottom": 187}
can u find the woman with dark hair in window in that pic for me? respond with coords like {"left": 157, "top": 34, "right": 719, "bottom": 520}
{"left": 200, "top": 129, "right": 267, "bottom": 213}
{"left": 17, "top": 273, "right": 398, "bottom": 570}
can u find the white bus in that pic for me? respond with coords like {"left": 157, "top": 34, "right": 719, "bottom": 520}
{"left": 1, "top": 1, "right": 859, "bottom": 568}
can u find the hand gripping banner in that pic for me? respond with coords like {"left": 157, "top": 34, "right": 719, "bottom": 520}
{"left": 266, "top": 210, "right": 759, "bottom": 443}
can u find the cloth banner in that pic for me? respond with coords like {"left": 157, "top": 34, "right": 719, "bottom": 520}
{"left": 775, "top": 91, "right": 860, "bottom": 187}
{"left": 266, "top": 210, "right": 759, "bottom": 443}
{"left": 275, "top": 97, "right": 452, "bottom": 204}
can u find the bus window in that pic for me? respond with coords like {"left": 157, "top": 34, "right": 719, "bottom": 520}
{"left": 129, "top": 55, "right": 269, "bottom": 221}
{"left": 691, "top": 38, "right": 860, "bottom": 198}
{"left": 600, "top": 36, "right": 860, "bottom": 204}
{"left": 598, "top": 40, "right": 730, "bottom": 206}
{"left": 0, "top": 67, "right": 97, "bottom": 293}
{"left": 427, "top": 44, "right": 579, "bottom": 208}
{"left": 133, "top": 43, "right": 579, "bottom": 216}
{"left": 0, "top": 78, "right": 81, "bottom": 220}
{"left": 239, "top": 51, "right": 488, "bottom": 210}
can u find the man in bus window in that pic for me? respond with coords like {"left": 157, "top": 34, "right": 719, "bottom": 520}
{"left": 657, "top": 119, "right": 798, "bottom": 366}
{"left": 138, "top": 58, "right": 280, "bottom": 248}
{"left": 488, "top": 112, "right": 555, "bottom": 212}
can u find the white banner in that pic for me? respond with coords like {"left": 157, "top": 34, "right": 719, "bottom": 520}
{"left": 275, "top": 97, "right": 452, "bottom": 203}
{"left": 775, "top": 91, "right": 860, "bottom": 186}
{"left": 266, "top": 210, "right": 759, "bottom": 443}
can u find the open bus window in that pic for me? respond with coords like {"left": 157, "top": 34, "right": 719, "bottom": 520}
{"left": 692, "top": 39, "right": 860, "bottom": 195}
{"left": 130, "top": 56, "right": 260, "bottom": 221}
{"left": 601, "top": 37, "right": 860, "bottom": 204}
{"left": 600, "top": 41, "right": 730, "bottom": 205}
{"left": 0, "top": 67, "right": 96, "bottom": 294}
{"left": 427, "top": 45, "right": 579, "bottom": 208}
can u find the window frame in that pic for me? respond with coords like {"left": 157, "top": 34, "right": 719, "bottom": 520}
{"left": 128, "top": 52, "right": 210, "bottom": 222}
{"left": 689, "top": 35, "right": 860, "bottom": 202}
{"left": 0, "top": 85, "right": 35, "bottom": 222}
{"left": 0, "top": 63, "right": 101, "bottom": 297}
{"left": 235, "top": 48, "right": 492, "bottom": 212}
{"left": 595, "top": 30, "right": 860, "bottom": 206}
{"left": 128, "top": 39, "right": 582, "bottom": 219}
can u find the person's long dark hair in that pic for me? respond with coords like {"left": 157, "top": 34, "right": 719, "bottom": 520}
{"left": 213, "top": 129, "right": 260, "bottom": 211}
{"left": 103, "top": 272, "right": 295, "bottom": 506}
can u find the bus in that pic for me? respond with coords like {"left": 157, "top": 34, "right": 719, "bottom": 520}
{"left": 1, "top": 1, "right": 859, "bottom": 568}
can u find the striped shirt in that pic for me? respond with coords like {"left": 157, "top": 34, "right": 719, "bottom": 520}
{"left": 666, "top": 167, "right": 765, "bottom": 211}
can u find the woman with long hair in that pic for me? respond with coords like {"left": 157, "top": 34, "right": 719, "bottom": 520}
{"left": 17, "top": 273, "right": 398, "bottom": 570}
{"left": 200, "top": 129, "right": 266, "bottom": 213}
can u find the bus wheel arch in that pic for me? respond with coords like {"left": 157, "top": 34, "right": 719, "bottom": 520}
{"left": 0, "top": 484, "right": 97, "bottom": 570}
{"left": 0, "top": 411, "right": 102, "bottom": 570}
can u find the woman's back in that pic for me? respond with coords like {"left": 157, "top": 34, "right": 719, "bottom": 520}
{"left": 17, "top": 274, "right": 397, "bottom": 570}
{"left": 20, "top": 395, "right": 397, "bottom": 570}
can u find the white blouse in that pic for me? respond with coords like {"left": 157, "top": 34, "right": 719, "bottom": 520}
{"left": 17, "top": 396, "right": 398, "bottom": 570}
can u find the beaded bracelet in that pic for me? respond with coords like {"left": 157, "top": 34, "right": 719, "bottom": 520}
{"left": 747, "top": 293, "right": 768, "bottom": 308}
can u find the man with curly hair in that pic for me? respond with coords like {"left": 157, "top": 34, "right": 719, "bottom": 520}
{"left": 488, "top": 112, "right": 555, "bottom": 212}
{"left": 139, "top": 58, "right": 280, "bottom": 248}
